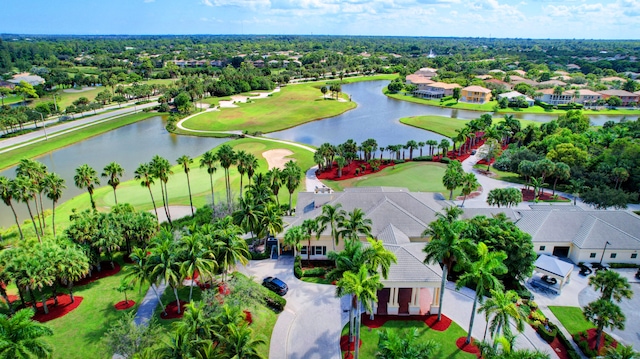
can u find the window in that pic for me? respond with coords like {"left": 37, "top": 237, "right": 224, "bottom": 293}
{"left": 539, "top": 246, "right": 546, "bottom": 251}
{"left": 631, "top": 253, "right": 637, "bottom": 259}
{"left": 610, "top": 253, "right": 617, "bottom": 259}
{"left": 312, "top": 246, "right": 327, "bottom": 256}
{"left": 590, "top": 253, "right": 596, "bottom": 258}
{"left": 300, "top": 246, "right": 307, "bottom": 255}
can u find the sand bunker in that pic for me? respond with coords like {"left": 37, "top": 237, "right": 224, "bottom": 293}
{"left": 263, "top": 149, "right": 294, "bottom": 169}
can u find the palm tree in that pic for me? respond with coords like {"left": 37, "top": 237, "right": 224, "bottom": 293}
{"left": 0, "top": 308, "right": 53, "bottom": 359}
{"left": 284, "top": 225, "right": 304, "bottom": 256}
{"left": 605, "top": 344, "right": 638, "bottom": 359}
{"left": 176, "top": 155, "right": 195, "bottom": 216}
{"left": 235, "top": 150, "right": 250, "bottom": 198}
{"left": 317, "top": 204, "right": 346, "bottom": 252}
{"left": 443, "top": 161, "right": 464, "bottom": 200}
{"left": 125, "top": 247, "right": 167, "bottom": 315}
{"left": 439, "top": 139, "right": 451, "bottom": 158}
{"left": 338, "top": 208, "right": 372, "bottom": 243}
{"left": 101, "top": 161, "right": 124, "bottom": 205}
{"left": 150, "top": 155, "right": 173, "bottom": 225}
{"left": 460, "top": 172, "right": 479, "bottom": 207}
{"left": 74, "top": 164, "right": 100, "bottom": 209}
{"left": 16, "top": 159, "right": 47, "bottom": 234}
{"left": 215, "top": 322, "right": 265, "bottom": 359}
{"left": 149, "top": 234, "right": 184, "bottom": 313}
{"left": 42, "top": 173, "right": 65, "bottom": 237}
{"left": 216, "top": 144, "right": 236, "bottom": 208}
{"left": 283, "top": 160, "right": 302, "bottom": 215}
{"left": 422, "top": 206, "right": 470, "bottom": 322}
{"left": 336, "top": 265, "right": 383, "bottom": 359}
{"left": 584, "top": 299, "right": 625, "bottom": 352}
{"left": 179, "top": 234, "right": 216, "bottom": 302}
{"left": 261, "top": 202, "right": 283, "bottom": 239}
{"left": 213, "top": 222, "right": 250, "bottom": 282}
{"left": 0, "top": 176, "right": 23, "bottom": 239}
{"left": 13, "top": 176, "right": 40, "bottom": 242}
{"left": 426, "top": 139, "right": 438, "bottom": 157}
{"left": 589, "top": 270, "right": 633, "bottom": 303}
{"left": 457, "top": 242, "right": 508, "bottom": 344}
{"left": 266, "top": 168, "right": 283, "bottom": 206}
{"left": 376, "top": 328, "right": 440, "bottom": 359}
{"left": 199, "top": 150, "right": 218, "bottom": 207}
{"left": 301, "top": 219, "right": 319, "bottom": 264}
{"left": 134, "top": 163, "right": 159, "bottom": 219}
{"left": 232, "top": 195, "right": 261, "bottom": 239}
{"left": 245, "top": 153, "right": 259, "bottom": 189}
{"left": 479, "top": 290, "right": 526, "bottom": 343}
{"left": 406, "top": 140, "right": 418, "bottom": 160}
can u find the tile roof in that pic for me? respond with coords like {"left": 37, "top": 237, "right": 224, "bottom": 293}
{"left": 598, "top": 89, "right": 638, "bottom": 97}
{"left": 463, "top": 85, "right": 491, "bottom": 93}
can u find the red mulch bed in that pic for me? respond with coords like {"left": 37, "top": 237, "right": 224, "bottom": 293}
{"left": 340, "top": 335, "right": 362, "bottom": 351}
{"left": 361, "top": 313, "right": 452, "bottom": 331}
{"left": 343, "top": 352, "right": 354, "bottom": 359}
{"left": 31, "top": 295, "right": 83, "bottom": 323}
{"left": 581, "top": 328, "right": 618, "bottom": 354}
{"left": 160, "top": 300, "right": 188, "bottom": 320}
{"left": 114, "top": 300, "right": 136, "bottom": 310}
{"left": 456, "top": 337, "right": 481, "bottom": 357}
{"left": 549, "top": 336, "right": 571, "bottom": 359}
{"left": 316, "top": 160, "right": 394, "bottom": 181}
{"left": 521, "top": 189, "right": 569, "bottom": 202}
{"left": 2, "top": 294, "right": 19, "bottom": 304}
{"left": 75, "top": 262, "right": 121, "bottom": 286}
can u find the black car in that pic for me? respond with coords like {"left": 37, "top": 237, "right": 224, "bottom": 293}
{"left": 262, "top": 276, "right": 288, "bottom": 295}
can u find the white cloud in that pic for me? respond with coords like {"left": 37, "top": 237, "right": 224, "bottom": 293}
{"left": 201, "top": 0, "right": 213, "bottom": 6}
{"left": 143, "top": 0, "right": 155, "bottom": 3}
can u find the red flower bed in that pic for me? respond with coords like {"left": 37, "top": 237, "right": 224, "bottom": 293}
{"left": 339, "top": 335, "right": 362, "bottom": 351}
{"left": 160, "top": 300, "right": 189, "bottom": 320}
{"left": 1, "top": 294, "right": 19, "bottom": 304}
{"left": 361, "top": 313, "right": 452, "bottom": 331}
{"left": 456, "top": 337, "right": 481, "bottom": 357}
{"left": 75, "top": 262, "right": 121, "bottom": 286}
{"left": 580, "top": 328, "right": 618, "bottom": 354}
{"left": 31, "top": 295, "right": 83, "bottom": 323}
{"left": 316, "top": 160, "right": 394, "bottom": 181}
{"left": 114, "top": 300, "right": 136, "bottom": 310}
{"left": 521, "top": 189, "right": 570, "bottom": 202}
{"left": 549, "top": 336, "right": 571, "bottom": 359}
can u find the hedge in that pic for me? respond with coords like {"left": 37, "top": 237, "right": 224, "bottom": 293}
{"left": 393, "top": 159, "right": 406, "bottom": 164}
{"left": 412, "top": 156, "right": 433, "bottom": 162}
{"left": 302, "top": 267, "right": 326, "bottom": 277}
{"left": 440, "top": 157, "right": 451, "bottom": 164}
{"left": 250, "top": 251, "right": 270, "bottom": 260}
{"left": 535, "top": 322, "right": 558, "bottom": 343}
{"left": 263, "top": 289, "right": 286, "bottom": 313}
{"left": 294, "top": 256, "right": 303, "bottom": 279}
{"left": 609, "top": 262, "right": 639, "bottom": 268}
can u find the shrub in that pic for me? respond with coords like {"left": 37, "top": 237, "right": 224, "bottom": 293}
{"left": 440, "top": 157, "right": 451, "bottom": 164}
{"left": 303, "top": 267, "right": 326, "bottom": 277}
{"left": 393, "top": 159, "right": 405, "bottom": 164}
{"left": 294, "top": 256, "right": 303, "bottom": 279}
{"left": 536, "top": 322, "right": 558, "bottom": 343}
{"left": 609, "top": 263, "right": 639, "bottom": 268}
{"left": 355, "top": 168, "right": 360, "bottom": 175}
{"left": 412, "top": 156, "right": 433, "bottom": 162}
{"left": 515, "top": 287, "right": 534, "bottom": 301}
{"left": 263, "top": 289, "right": 286, "bottom": 312}
{"left": 557, "top": 331, "right": 580, "bottom": 359}
{"left": 250, "top": 251, "right": 270, "bottom": 260}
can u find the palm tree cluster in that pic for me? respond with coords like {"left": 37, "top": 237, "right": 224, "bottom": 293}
{"left": 125, "top": 217, "right": 250, "bottom": 315}
{"left": 0, "top": 159, "right": 66, "bottom": 242}
{"left": 486, "top": 187, "right": 523, "bottom": 208}
{"left": 441, "top": 160, "right": 479, "bottom": 205}
{"left": 0, "top": 237, "right": 90, "bottom": 315}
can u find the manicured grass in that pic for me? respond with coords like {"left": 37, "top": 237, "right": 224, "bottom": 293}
{"left": 301, "top": 277, "right": 333, "bottom": 285}
{"left": 548, "top": 306, "right": 595, "bottom": 335}
{"left": 52, "top": 138, "right": 315, "bottom": 230}
{"left": 1, "top": 94, "right": 23, "bottom": 106}
{"left": 44, "top": 255, "right": 150, "bottom": 359}
{"left": 323, "top": 161, "right": 448, "bottom": 195}
{"left": 400, "top": 116, "right": 469, "bottom": 138}
{"left": 342, "top": 319, "right": 476, "bottom": 359}
{"left": 473, "top": 164, "right": 523, "bottom": 184}
{"left": 0, "top": 112, "right": 158, "bottom": 171}
{"left": 181, "top": 84, "right": 356, "bottom": 133}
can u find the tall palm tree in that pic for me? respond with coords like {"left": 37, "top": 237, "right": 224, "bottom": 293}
{"left": 74, "top": 164, "right": 100, "bottom": 209}
{"left": 584, "top": 299, "right": 626, "bottom": 352}
{"left": 150, "top": 155, "right": 173, "bottom": 225}
{"left": 301, "top": 219, "right": 319, "bottom": 264}
{"left": 13, "top": 176, "right": 40, "bottom": 242}
{"left": 284, "top": 225, "right": 304, "bottom": 256}
{"left": 317, "top": 204, "right": 346, "bottom": 252}
{"left": 125, "top": 247, "right": 167, "bottom": 315}
{"left": 16, "top": 159, "right": 47, "bottom": 233}
{"left": 42, "top": 173, "right": 65, "bottom": 237}
{"left": 589, "top": 270, "right": 633, "bottom": 303}
{"left": 232, "top": 194, "right": 262, "bottom": 239}
{"left": 199, "top": 150, "right": 218, "bottom": 207}
{"left": 605, "top": 344, "right": 638, "bottom": 359}
{"left": 336, "top": 265, "right": 383, "bottom": 359}
{"left": 479, "top": 290, "right": 526, "bottom": 343}
{"left": 0, "top": 176, "right": 23, "bottom": 239}
{"left": 266, "top": 168, "right": 283, "bottom": 206}
{"left": 261, "top": 202, "right": 283, "bottom": 239}
{"left": 461, "top": 172, "right": 479, "bottom": 207}
{"left": 457, "top": 242, "right": 508, "bottom": 344}
{"left": 0, "top": 308, "right": 53, "bottom": 359}
{"left": 235, "top": 150, "right": 250, "bottom": 198}
{"left": 422, "top": 206, "right": 470, "bottom": 322}
{"left": 149, "top": 234, "right": 183, "bottom": 313}
{"left": 179, "top": 234, "right": 216, "bottom": 302}
{"left": 283, "top": 160, "right": 301, "bottom": 215}
{"left": 101, "top": 161, "right": 124, "bottom": 205}
{"left": 216, "top": 144, "right": 236, "bottom": 208}
{"left": 213, "top": 222, "right": 250, "bottom": 282}
{"left": 134, "top": 163, "right": 159, "bottom": 220}
{"left": 176, "top": 155, "right": 195, "bottom": 216}
{"left": 338, "top": 208, "right": 372, "bottom": 243}
{"left": 245, "top": 153, "right": 259, "bottom": 189}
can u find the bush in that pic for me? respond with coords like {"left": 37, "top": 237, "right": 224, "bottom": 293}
{"left": 536, "top": 322, "right": 558, "bottom": 343}
{"left": 294, "top": 256, "right": 303, "bottom": 279}
{"left": 263, "top": 289, "right": 286, "bottom": 312}
{"left": 303, "top": 267, "right": 326, "bottom": 278}
{"left": 609, "top": 263, "right": 639, "bottom": 268}
{"left": 412, "top": 156, "right": 433, "bottom": 162}
{"left": 440, "top": 157, "right": 451, "bottom": 164}
{"left": 515, "top": 287, "right": 534, "bottom": 301}
{"left": 250, "top": 251, "right": 270, "bottom": 260}
{"left": 557, "top": 331, "right": 580, "bottom": 359}
{"left": 393, "top": 159, "right": 405, "bottom": 164}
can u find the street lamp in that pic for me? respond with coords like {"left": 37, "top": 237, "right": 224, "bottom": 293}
{"left": 33, "top": 110, "right": 48, "bottom": 141}
{"left": 600, "top": 241, "right": 611, "bottom": 265}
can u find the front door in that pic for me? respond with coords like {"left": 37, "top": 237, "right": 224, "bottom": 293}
{"left": 398, "top": 288, "right": 412, "bottom": 315}
{"left": 377, "top": 288, "right": 390, "bottom": 315}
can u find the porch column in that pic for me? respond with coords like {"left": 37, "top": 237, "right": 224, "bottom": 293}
{"left": 388, "top": 287, "right": 399, "bottom": 315}
{"left": 431, "top": 287, "right": 441, "bottom": 314}
{"left": 409, "top": 288, "right": 421, "bottom": 315}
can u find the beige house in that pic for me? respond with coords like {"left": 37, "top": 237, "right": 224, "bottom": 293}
{"left": 598, "top": 90, "right": 639, "bottom": 106}
{"left": 460, "top": 85, "right": 492, "bottom": 104}
{"left": 413, "top": 82, "right": 461, "bottom": 99}
{"left": 405, "top": 74, "right": 435, "bottom": 91}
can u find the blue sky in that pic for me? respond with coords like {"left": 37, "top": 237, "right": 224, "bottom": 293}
{"left": 3, "top": 0, "right": 640, "bottom": 39}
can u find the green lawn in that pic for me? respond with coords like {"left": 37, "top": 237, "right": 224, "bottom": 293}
{"left": 399, "top": 115, "right": 543, "bottom": 140}
{"left": 323, "top": 162, "right": 448, "bottom": 195}
{"left": 1, "top": 94, "right": 23, "bottom": 106}
{"left": 181, "top": 83, "right": 356, "bottom": 133}
{"left": 473, "top": 164, "right": 524, "bottom": 184}
{"left": 548, "top": 306, "right": 595, "bottom": 335}
{"left": 0, "top": 112, "right": 159, "bottom": 171}
{"left": 342, "top": 319, "right": 476, "bottom": 359}
{"left": 43, "top": 255, "right": 150, "bottom": 359}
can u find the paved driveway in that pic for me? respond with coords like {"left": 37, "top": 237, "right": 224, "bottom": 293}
{"left": 239, "top": 257, "right": 343, "bottom": 359}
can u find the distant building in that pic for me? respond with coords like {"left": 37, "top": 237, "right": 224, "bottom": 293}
{"left": 534, "top": 88, "right": 573, "bottom": 105}
{"left": 498, "top": 91, "right": 534, "bottom": 107}
{"left": 8, "top": 74, "right": 45, "bottom": 86}
{"left": 460, "top": 85, "right": 492, "bottom": 104}
{"left": 415, "top": 67, "right": 438, "bottom": 79}
{"left": 598, "top": 90, "right": 639, "bottom": 106}
{"left": 413, "top": 82, "right": 461, "bottom": 99}
{"left": 405, "top": 74, "right": 435, "bottom": 91}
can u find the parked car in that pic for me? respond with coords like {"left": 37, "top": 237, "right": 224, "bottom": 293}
{"left": 262, "top": 276, "right": 288, "bottom": 295}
